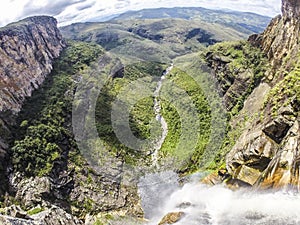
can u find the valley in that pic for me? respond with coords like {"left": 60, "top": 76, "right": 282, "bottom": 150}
{"left": 0, "top": 2, "right": 299, "bottom": 225}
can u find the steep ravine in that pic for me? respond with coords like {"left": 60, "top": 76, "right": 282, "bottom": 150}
{"left": 1, "top": 1, "right": 300, "bottom": 224}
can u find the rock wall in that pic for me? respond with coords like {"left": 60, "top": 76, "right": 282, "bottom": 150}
{"left": 0, "top": 16, "right": 65, "bottom": 113}
{"left": 249, "top": 0, "right": 300, "bottom": 79}
{"left": 282, "top": 0, "right": 300, "bottom": 18}
{"left": 225, "top": 0, "right": 300, "bottom": 190}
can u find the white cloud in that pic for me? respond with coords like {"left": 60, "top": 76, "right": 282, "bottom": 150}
{"left": 0, "top": 0, "right": 281, "bottom": 27}
{"left": 0, "top": 0, "right": 31, "bottom": 26}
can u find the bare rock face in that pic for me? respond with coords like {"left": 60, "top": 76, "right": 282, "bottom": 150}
{"left": 0, "top": 216, "right": 40, "bottom": 225}
{"left": 0, "top": 16, "right": 65, "bottom": 113}
{"left": 0, "top": 205, "right": 83, "bottom": 225}
{"left": 249, "top": 0, "right": 300, "bottom": 78}
{"left": 282, "top": 0, "right": 300, "bottom": 19}
{"left": 255, "top": 120, "right": 300, "bottom": 189}
{"left": 205, "top": 43, "right": 261, "bottom": 111}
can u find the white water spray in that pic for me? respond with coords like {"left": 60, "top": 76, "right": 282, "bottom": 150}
{"left": 139, "top": 172, "right": 300, "bottom": 225}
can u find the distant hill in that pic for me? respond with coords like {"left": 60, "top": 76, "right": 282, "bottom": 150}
{"left": 61, "top": 7, "right": 271, "bottom": 62}
{"left": 113, "top": 7, "right": 271, "bottom": 34}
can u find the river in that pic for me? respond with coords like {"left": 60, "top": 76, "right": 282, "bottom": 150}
{"left": 151, "top": 64, "right": 173, "bottom": 167}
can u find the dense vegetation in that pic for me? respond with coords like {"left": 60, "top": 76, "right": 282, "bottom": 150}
{"left": 159, "top": 67, "right": 212, "bottom": 173}
{"left": 95, "top": 62, "right": 167, "bottom": 165}
{"left": 11, "top": 38, "right": 170, "bottom": 176}
{"left": 11, "top": 41, "right": 103, "bottom": 176}
{"left": 203, "top": 41, "right": 268, "bottom": 169}
{"left": 10, "top": 36, "right": 268, "bottom": 180}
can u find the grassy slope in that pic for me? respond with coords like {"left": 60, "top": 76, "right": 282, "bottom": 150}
{"left": 94, "top": 62, "right": 167, "bottom": 166}
{"left": 159, "top": 67, "right": 212, "bottom": 173}
{"left": 11, "top": 40, "right": 168, "bottom": 176}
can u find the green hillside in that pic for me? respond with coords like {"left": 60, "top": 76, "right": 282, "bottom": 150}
{"left": 61, "top": 7, "right": 270, "bottom": 63}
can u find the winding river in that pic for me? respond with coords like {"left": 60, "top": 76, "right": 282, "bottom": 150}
{"left": 151, "top": 64, "right": 173, "bottom": 167}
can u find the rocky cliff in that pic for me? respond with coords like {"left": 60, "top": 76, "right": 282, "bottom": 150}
{"left": 0, "top": 16, "right": 73, "bottom": 223}
{"left": 0, "top": 18, "right": 143, "bottom": 224}
{"left": 249, "top": 0, "right": 300, "bottom": 79}
{"left": 224, "top": 0, "right": 300, "bottom": 190}
{"left": 0, "top": 16, "right": 65, "bottom": 201}
{"left": 0, "top": 16, "right": 65, "bottom": 113}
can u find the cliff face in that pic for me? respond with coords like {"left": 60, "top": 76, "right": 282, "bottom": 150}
{"left": 282, "top": 0, "right": 300, "bottom": 18}
{"left": 0, "top": 20, "right": 142, "bottom": 224}
{"left": 249, "top": 0, "right": 300, "bottom": 79}
{"left": 0, "top": 16, "right": 65, "bottom": 113}
{"left": 225, "top": 0, "right": 300, "bottom": 190}
{"left": 0, "top": 16, "right": 65, "bottom": 200}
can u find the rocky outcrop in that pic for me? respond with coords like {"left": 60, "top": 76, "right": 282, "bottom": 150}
{"left": 256, "top": 120, "right": 300, "bottom": 189}
{"left": 0, "top": 16, "right": 65, "bottom": 113}
{"left": 9, "top": 163, "right": 143, "bottom": 223}
{"left": 249, "top": 0, "right": 300, "bottom": 79}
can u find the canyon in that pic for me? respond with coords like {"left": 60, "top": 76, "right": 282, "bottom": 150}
{"left": 0, "top": 0, "right": 299, "bottom": 224}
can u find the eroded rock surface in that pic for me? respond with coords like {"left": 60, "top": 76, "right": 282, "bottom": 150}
{"left": 158, "top": 212, "right": 185, "bottom": 225}
{"left": 0, "top": 16, "right": 65, "bottom": 113}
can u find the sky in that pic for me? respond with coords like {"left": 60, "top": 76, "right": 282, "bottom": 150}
{"left": 0, "top": 0, "right": 282, "bottom": 27}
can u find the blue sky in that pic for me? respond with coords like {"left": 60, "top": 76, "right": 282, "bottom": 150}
{"left": 0, "top": 0, "right": 281, "bottom": 27}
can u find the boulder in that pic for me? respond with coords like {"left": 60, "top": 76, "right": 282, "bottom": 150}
{"left": 158, "top": 212, "right": 185, "bottom": 225}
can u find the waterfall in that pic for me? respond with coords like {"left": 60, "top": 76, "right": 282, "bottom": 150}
{"left": 137, "top": 63, "right": 300, "bottom": 225}
{"left": 138, "top": 172, "right": 300, "bottom": 225}
{"left": 151, "top": 64, "right": 173, "bottom": 167}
